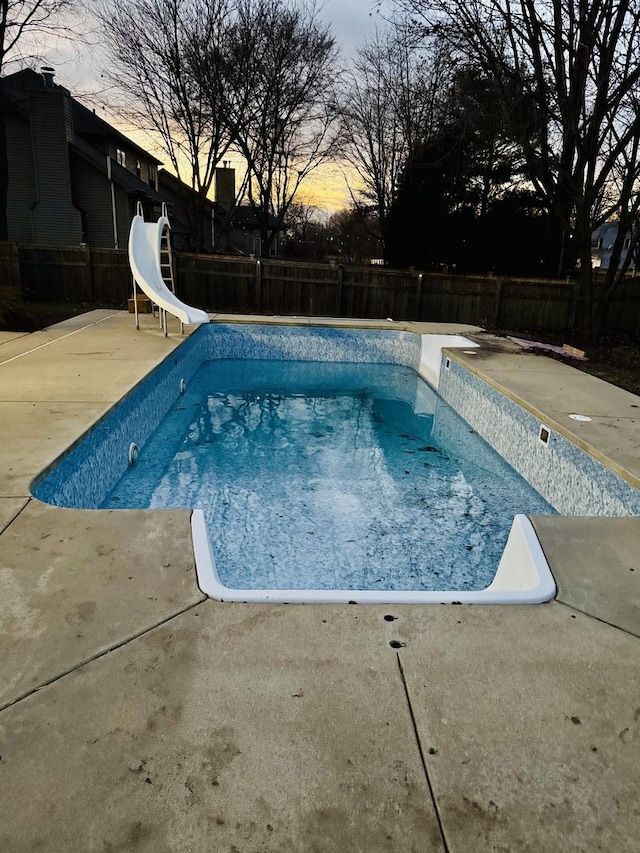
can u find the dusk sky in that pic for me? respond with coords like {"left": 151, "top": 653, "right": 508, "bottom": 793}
{"left": 320, "top": 0, "right": 386, "bottom": 55}
{"left": 24, "top": 0, "right": 391, "bottom": 213}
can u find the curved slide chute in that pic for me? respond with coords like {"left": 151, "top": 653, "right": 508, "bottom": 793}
{"left": 128, "top": 206, "right": 209, "bottom": 327}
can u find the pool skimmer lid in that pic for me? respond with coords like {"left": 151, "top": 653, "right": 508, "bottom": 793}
{"left": 569, "top": 413, "right": 592, "bottom": 422}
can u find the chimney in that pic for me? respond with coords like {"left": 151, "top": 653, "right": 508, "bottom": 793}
{"left": 41, "top": 66, "right": 56, "bottom": 88}
{"left": 215, "top": 163, "right": 235, "bottom": 213}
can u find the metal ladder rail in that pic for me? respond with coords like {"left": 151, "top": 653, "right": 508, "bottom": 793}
{"left": 160, "top": 203, "right": 183, "bottom": 334}
{"left": 132, "top": 201, "right": 144, "bottom": 330}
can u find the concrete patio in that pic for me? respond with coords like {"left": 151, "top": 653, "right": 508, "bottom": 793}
{"left": 0, "top": 310, "right": 639, "bottom": 852}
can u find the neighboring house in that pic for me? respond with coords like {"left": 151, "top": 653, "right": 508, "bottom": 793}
{"left": 591, "top": 222, "right": 636, "bottom": 271}
{"left": 158, "top": 169, "right": 215, "bottom": 253}
{"left": 0, "top": 67, "right": 208, "bottom": 250}
{"left": 213, "top": 163, "right": 285, "bottom": 258}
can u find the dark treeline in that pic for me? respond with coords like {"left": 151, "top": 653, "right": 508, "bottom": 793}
{"left": 345, "top": 1, "right": 640, "bottom": 339}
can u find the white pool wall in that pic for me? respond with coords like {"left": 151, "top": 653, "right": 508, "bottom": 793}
{"left": 191, "top": 511, "right": 554, "bottom": 604}
{"left": 418, "top": 334, "right": 480, "bottom": 389}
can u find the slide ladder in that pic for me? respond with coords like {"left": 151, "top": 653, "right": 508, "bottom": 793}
{"left": 160, "top": 228, "right": 175, "bottom": 295}
{"left": 128, "top": 202, "right": 209, "bottom": 335}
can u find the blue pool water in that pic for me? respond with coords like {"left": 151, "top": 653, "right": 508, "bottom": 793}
{"left": 100, "top": 359, "right": 553, "bottom": 591}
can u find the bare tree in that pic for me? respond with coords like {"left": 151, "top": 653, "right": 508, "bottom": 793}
{"left": 223, "top": 0, "right": 341, "bottom": 255}
{"left": 327, "top": 206, "right": 383, "bottom": 263}
{"left": 99, "top": 0, "right": 236, "bottom": 249}
{"left": 393, "top": 0, "right": 640, "bottom": 339}
{"left": 1, "top": 0, "right": 78, "bottom": 71}
{"left": 339, "top": 21, "right": 447, "bottom": 244}
{"left": 286, "top": 197, "right": 322, "bottom": 242}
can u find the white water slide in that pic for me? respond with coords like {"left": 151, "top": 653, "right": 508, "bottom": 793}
{"left": 128, "top": 203, "right": 209, "bottom": 332}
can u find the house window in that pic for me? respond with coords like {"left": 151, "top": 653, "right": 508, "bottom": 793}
{"left": 136, "top": 160, "right": 141, "bottom": 178}
{"left": 116, "top": 148, "right": 126, "bottom": 167}
{"left": 248, "top": 234, "right": 261, "bottom": 257}
{"left": 148, "top": 165, "right": 157, "bottom": 188}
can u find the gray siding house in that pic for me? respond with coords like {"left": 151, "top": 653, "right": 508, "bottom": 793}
{"left": 591, "top": 222, "right": 637, "bottom": 272}
{"left": 1, "top": 68, "right": 206, "bottom": 249}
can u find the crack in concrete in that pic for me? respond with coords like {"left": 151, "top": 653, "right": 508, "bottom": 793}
{"left": 555, "top": 598, "right": 640, "bottom": 641}
{"left": 0, "top": 497, "right": 31, "bottom": 535}
{"left": 0, "top": 313, "right": 123, "bottom": 368}
{"left": 0, "top": 596, "right": 206, "bottom": 715}
{"left": 396, "top": 650, "right": 451, "bottom": 853}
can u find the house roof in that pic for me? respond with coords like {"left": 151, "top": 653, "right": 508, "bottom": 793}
{"left": 0, "top": 68, "right": 162, "bottom": 166}
{"left": 0, "top": 70, "right": 44, "bottom": 117}
{"left": 71, "top": 136, "right": 165, "bottom": 204}
{"left": 159, "top": 169, "right": 215, "bottom": 211}
{"left": 72, "top": 99, "right": 163, "bottom": 165}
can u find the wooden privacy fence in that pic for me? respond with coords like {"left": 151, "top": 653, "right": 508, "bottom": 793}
{"left": 3, "top": 241, "right": 640, "bottom": 335}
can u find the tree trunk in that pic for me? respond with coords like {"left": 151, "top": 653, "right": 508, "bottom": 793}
{"left": 578, "top": 241, "right": 594, "bottom": 341}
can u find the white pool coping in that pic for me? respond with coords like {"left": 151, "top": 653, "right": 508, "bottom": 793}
{"left": 191, "top": 511, "right": 556, "bottom": 605}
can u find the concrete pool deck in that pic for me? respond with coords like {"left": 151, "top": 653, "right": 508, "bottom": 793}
{"left": 0, "top": 309, "right": 639, "bottom": 852}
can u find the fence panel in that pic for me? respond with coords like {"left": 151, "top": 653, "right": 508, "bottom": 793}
{"left": 0, "top": 242, "right": 21, "bottom": 291}
{"left": 418, "top": 275, "right": 498, "bottom": 326}
{"left": 497, "top": 278, "right": 575, "bottom": 331}
{"left": 595, "top": 277, "right": 640, "bottom": 335}
{"left": 8, "top": 242, "right": 640, "bottom": 337}
{"left": 90, "top": 248, "right": 130, "bottom": 304}
{"left": 262, "top": 260, "right": 338, "bottom": 316}
{"left": 176, "top": 254, "right": 257, "bottom": 313}
{"left": 341, "top": 267, "right": 417, "bottom": 319}
{"left": 19, "top": 245, "right": 92, "bottom": 302}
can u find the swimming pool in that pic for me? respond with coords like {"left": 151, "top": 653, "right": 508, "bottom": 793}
{"left": 31, "top": 323, "right": 640, "bottom": 604}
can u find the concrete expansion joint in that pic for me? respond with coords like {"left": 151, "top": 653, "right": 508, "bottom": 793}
{"left": 0, "top": 597, "right": 205, "bottom": 716}
{"left": 0, "top": 311, "right": 122, "bottom": 368}
{"left": 396, "top": 651, "right": 452, "bottom": 853}
{"left": 0, "top": 497, "right": 31, "bottom": 535}
{"left": 555, "top": 598, "right": 640, "bottom": 641}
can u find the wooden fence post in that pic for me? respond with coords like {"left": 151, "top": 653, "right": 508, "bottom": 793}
{"left": 256, "top": 258, "right": 262, "bottom": 313}
{"left": 414, "top": 271, "right": 423, "bottom": 320}
{"left": 11, "top": 242, "right": 20, "bottom": 291}
{"left": 492, "top": 278, "right": 503, "bottom": 327}
{"left": 335, "top": 264, "right": 343, "bottom": 317}
{"left": 84, "top": 243, "right": 95, "bottom": 301}
{"left": 0, "top": 242, "right": 22, "bottom": 291}
{"left": 568, "top": 279, "right": 581, "bottom": 330}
